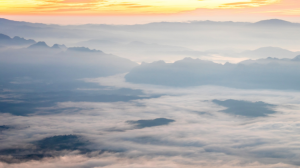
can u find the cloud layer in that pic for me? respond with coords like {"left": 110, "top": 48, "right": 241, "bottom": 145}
{"left": 1, "top": 83, "right": 300, "bottom": 167}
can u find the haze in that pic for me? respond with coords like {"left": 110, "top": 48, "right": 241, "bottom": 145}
{"left": 1, "top": 1, "right": 300, "bottom": 168}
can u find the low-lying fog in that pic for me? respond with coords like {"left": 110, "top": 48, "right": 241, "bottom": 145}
{"left": 0, "top": 18, "right": 300, "bottom": 168}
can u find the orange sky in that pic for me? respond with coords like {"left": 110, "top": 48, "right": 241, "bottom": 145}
{"left": 0, "top": 0, "right": 282, "bottom": 15}
{"left": 1, "top": 0, "right": 300, "bottom": 24}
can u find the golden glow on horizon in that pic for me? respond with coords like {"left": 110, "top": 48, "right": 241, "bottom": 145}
{"left": 0, "top": 0, "right": 280, "bottom": 15}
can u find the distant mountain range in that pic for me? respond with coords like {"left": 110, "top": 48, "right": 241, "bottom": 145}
{"left": 1, "top": 18, "right": 298, "bottom": 28}
{"left": 0, "top": 39, "right": 138, "bottom": 82}
{"left": 0, "top": 18, "right": 299, "bottom": 39}
{"left": 125, "top": 56, "right": 300, "bottom": 90}
{"left": 1, "top": 31, "right": 299, "bottom": 62}
{"left": 27, "top": 41, "right": 67, "bottom": 50}
{"left": 238, "top": 47, "right": 300, "bottom": 59}
{"left": 0, "top": 33, "right": 35, "bottom": 46}
{"left": 252, "top": 19, "right": 298, "bottom": 27}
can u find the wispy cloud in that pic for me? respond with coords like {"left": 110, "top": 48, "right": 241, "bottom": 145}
{"left": 220, "top": 0, "right": 280, "bottom": 8}
{"left": 104, "top": 3, "right": 152, "bottom": 9}
{"left": 0, "top": 0, "right": 282, "bottom": 15}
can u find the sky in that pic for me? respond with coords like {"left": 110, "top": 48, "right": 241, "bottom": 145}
{"left": 1, "top": 0, "right": 300, "bottom": 24}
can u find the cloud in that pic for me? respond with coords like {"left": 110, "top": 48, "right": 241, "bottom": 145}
{"left": 220, "top": 0, "right": 279, "bottom": 8}
{"left": 0, "top": 85, "right": 159, "bottom": 116}
{"left": 0, "top": 0, "right": 284, "bottom": 15}
{"left": 0, "top": 135, "right": 94, "bottom": 163}
{"left": 104, "top": 3, "right": 152, "bottom": 9}
{"left": 60, "top": 0, "right": 101, "bottom": 3}
{"left": 0, "top": 154, "right": 297, "bottom": 168}
{"left": 42, "top": 0, "right": 102, "bottom": 4}
{"left": 32, "top": 0, "right": 105, "bottom": 13}
{"left": 0, "top": 125, "right": 10, "bottom": 132}
{"left": 1, "top": 83, "right": 300, "bottom": 166}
